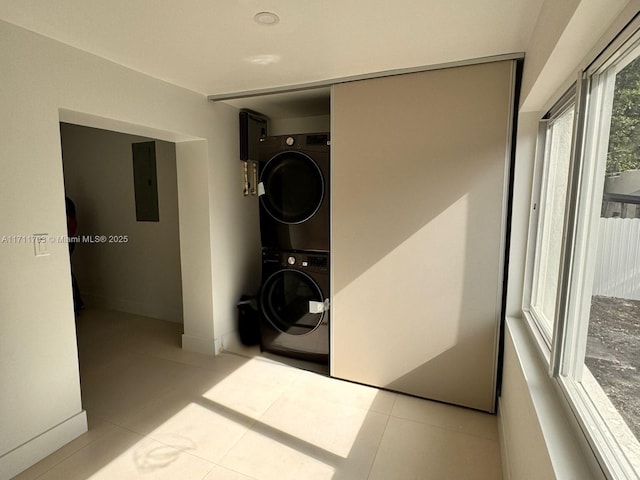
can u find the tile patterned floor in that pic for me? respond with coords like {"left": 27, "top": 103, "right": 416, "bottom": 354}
{"left": 12, "top": 308, "right": 502, "bottom": 480}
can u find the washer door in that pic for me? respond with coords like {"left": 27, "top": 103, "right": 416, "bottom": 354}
{"left": 260, "top": 151, "right": 324, "bottom": 224}
{"left": 261, "top": 269, "right": 325, "bottom": 335}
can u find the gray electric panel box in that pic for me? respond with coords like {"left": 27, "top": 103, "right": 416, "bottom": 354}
{"left": 132, "top": 141, "right": 159, "bottom": 222}
{"left": 239, "top": 110, "right": 268, "bottom": 162}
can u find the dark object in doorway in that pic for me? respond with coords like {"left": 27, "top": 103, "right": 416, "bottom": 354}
{"left": 239, "top": 110, "right": 268, "bottom": 162}
{"left": 66, "top": 196, "right": 84, "bottom": 313}
{"left": 132, "top": 141, "right": 159, "bottom": 222}
{"left": 237, "top": 295, "right": 260, "bottom": 346}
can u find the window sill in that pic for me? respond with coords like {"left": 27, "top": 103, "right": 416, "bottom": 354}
{"left": 500, "top": 316, "right": 605, "bottom": 480}
{"left": 561, "top": 367, "right": 640, "bottom": 476}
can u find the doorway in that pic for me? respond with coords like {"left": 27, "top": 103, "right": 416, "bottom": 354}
{"left": 60, "top": 122, "right": 183, "bottom": 323}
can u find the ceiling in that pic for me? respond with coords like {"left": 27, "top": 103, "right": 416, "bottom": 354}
{"left": 0, "top": 0, "right": 544, "bottom": 116}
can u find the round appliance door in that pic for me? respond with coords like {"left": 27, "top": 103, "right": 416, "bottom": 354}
{"left": 261, "top": 269, "right": 325, "bottom": 335}
{"left": 260, "top": 151, "right": 324, "bottom": 224}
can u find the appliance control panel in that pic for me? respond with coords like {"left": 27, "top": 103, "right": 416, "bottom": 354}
{"left": 262, "top": 250, "right": 329, "bottom": 271}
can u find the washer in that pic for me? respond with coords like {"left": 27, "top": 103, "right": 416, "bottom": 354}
{"left": 259, "top": 249, "right": 329, "bottom": 364}
{"left": 258, "top": 133, "right": 330, "bottom": 252}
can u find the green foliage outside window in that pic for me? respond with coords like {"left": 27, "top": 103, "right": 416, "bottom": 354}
{"left": 607, "top": 55, "right": 640, "bottom": 174}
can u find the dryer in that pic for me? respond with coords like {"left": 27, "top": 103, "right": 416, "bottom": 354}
{"left": 258, "top": 133, "right": 330, "bottom": 252}
{"left": 259, "top": 249, "right": 329, "bottom": 364}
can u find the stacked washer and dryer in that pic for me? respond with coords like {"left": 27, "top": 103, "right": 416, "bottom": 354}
{"left": 257, "top": 133, "right": 330, "bottom": 365}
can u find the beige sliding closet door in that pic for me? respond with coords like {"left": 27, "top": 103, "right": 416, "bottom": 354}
{"left": 330, "top": 60, "right": 515, "bottom": 412}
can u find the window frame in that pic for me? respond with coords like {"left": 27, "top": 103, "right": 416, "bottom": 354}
{"left": 523, "top": 86, "right": 578, "bottom": 359}
{"left": 523, "top": 15, "right": 640, "bottom": 480}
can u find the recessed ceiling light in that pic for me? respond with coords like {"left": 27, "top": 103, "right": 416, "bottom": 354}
{"left": 254, "top": 11, "right": 280, "bottom": 26}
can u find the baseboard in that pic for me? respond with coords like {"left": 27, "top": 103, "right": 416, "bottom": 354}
{"left": 497, "top": 398, "right": 512, "bottom": 480}
{"left": 181, "top": 333, "right": 220, "bottom": 355}
{"left": 220, "top": 330, "right": 261, "bottom": 357}
{"left": 82, "top": 292, "right": 182, "bottom": 323}
{"left": 0, "top": 411, "right": 87, "bottom": 480}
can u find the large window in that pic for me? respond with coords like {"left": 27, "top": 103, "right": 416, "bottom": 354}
{"left": 525, "top": 20, "right": 640, "bottom": 479}
{"left": 529, "top": 94, "right": 576, "bottom": 344}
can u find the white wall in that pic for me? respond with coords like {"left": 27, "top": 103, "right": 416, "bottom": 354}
{"left": 605, "top": 169, "right": 640, "bottom": 194}
{"left": 505, "top": 112, "right": 539, "bottom": 318}
{"left": 499, "top": 1, "right": 640, "bottom": 478}
{"left": 0, "top": 20, "right": 260, "bottom": 478}
{"left": 499, "top": 318, "right": 604, "bottom": 480}
{"left": 520, "top": 0, "right": 630, "bottom": 112}
{"left": 60, "top": 123, "right": 183, "bottom": 322}
{"left": 499, "top": 320, "right": 556, "bottom": 480}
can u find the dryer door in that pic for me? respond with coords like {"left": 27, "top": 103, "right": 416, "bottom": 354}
{"left": 260, "top": 151, "right": 324, "bottom": 224}
{"left": 261, "top": 269, "right": 325, "bottom": 335}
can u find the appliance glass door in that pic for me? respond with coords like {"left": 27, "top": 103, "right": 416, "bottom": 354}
{"left": 261, "top": 270, "right": 324, "bottom": 335}
{"left": 260, "top": 151, "right": 324, "bottom": 224}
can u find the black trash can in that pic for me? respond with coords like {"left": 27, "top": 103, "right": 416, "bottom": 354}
{"left": 237, "top": 295, "right": 261, "bottom": 346}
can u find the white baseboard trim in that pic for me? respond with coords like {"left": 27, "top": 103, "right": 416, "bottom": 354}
{"left": 497, "top": 398, "right": 512, "bottom": 480}
{"left": 220, "top": 330, "right": 261, "bottom": 357}
{"left": 181, "top": 333, "right": 220, "bottom": 355}
{"left": 0, "top": 411, "right": 87, "bottom": 480}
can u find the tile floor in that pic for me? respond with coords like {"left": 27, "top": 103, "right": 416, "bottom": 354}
{"left": 12, "top": 308, "right": 503, "bottom": 480}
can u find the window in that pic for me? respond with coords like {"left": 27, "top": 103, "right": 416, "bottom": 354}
{"left": 528, "top": 94, "right": 576, "bottom": 344}
{"left": 525, "top": 19, "right": 640, "bottom": 479}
